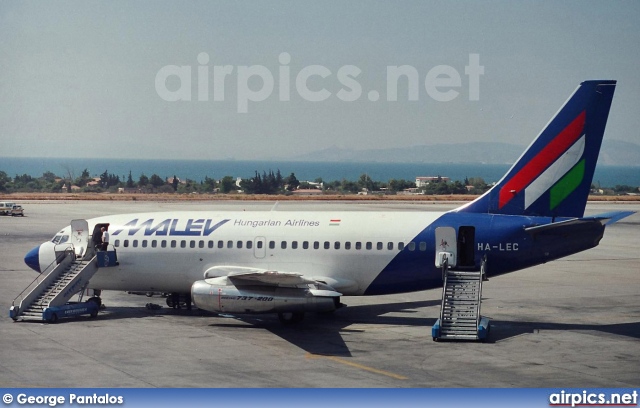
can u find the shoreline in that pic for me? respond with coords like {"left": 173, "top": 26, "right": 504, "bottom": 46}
{"left": 2, "top": 192, "right": 639, "bottom": 202}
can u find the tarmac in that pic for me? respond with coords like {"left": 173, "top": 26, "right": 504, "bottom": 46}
{"left": 0, "top": 200, "right": 638, "bottom": 388}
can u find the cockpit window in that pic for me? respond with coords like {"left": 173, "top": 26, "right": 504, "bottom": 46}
{"left": 51, "top": 234, "right": 69, "bottom": 245}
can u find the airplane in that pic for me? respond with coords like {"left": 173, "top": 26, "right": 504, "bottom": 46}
{"left": 20, "top": 80, "right": 634, "bottom": 324}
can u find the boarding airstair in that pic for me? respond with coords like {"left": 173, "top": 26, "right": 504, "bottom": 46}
{"left": 10, "top": 219, "right": 113, "bottom": 322}
{"left": 431, "top": 228, "right": 490, "bottom": 341}
{"left": 10, "top": 249, "right": 99, "bottom": 322}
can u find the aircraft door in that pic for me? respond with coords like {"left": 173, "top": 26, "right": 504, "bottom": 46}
{"left": 254, "top": 236, "right": 266, "bottom": 259}
{"left": 457, "top": 226, "right": 476, "bottom": 269}
{"left": 70, "top": 219, "right": 90, "bottom": 258}
{"left": 435, "top": 226, "right": 457, "bottom": 268}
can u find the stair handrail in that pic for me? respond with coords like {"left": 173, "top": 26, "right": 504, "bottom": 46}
{"left": 476, "top": 255, "right": 487, "bottom": 331}
{"left": 439, "top": 254, "right": 449, "bottom": 323}
{"left": 12, "top": 244, "right": 75, "bottom": 307}
{"left": 44, "top": 254, "right": 97, "bottom": 307}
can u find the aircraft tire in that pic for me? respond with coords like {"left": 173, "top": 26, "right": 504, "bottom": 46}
{"left": 166, "top": 296, "right": 176, "bottom": 308}
{"left": 49, "top": 313, "right": 58, "bottom": 324}
{"left": 87, "top": 297, "right": 102, "bottom": 307}
{"left": 278, "top": 312, "right": 304, "bottom": 324}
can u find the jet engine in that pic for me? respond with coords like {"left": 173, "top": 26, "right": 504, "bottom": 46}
{"left": 191, "top": 277, "right": 341, "bottom": 321}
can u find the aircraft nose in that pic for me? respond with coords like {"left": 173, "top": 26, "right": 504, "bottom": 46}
{"left": 24, "top": 245, "right": 41, "bottom": 273}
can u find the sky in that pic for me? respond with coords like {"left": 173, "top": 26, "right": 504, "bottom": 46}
{"left": 1, "top": 0, "right": 639, "bottom": 160}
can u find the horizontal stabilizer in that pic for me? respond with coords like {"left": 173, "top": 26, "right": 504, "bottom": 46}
{"left": 524, "top": 211, "right": 634, "bottom": 235}
{"left": 587, "top": 210, "right": 635, "bottom": 225}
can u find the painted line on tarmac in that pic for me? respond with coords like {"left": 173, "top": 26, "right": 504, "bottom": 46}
{"left": 306, "top": 353, "right": 408, "bottom": 380}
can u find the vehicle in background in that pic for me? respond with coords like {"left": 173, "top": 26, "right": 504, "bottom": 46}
{"left": 11, "top": 205, "right": 24, "bottom": 217}
{"left": 0, "top": 202, "right": 16, "bottom": 215}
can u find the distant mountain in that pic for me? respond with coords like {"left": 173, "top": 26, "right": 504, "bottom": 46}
{"left": 289, "top": 139, "right": 640, "bottom": 166}
{"left": 291, "top": 142, "right": 524, "bottom": 164}
{"left": 599, "top": 139, "right": 640, "bottom": 166}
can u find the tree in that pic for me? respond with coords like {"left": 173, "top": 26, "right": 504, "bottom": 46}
{"left": 149, "top": 174, "right": 165, "bottom": 188}
{"left": 341, "top": 179, "right": 359, "bottom": 193}
{"left": 388, "top": 179, "right": 416, "bottom": 192}
{"left": 99, "top": 170, "right": 120, "bottom": 188}
{"left": 285, "top": 172, "right": 299, "bottom": 191}
{"left": 171, "top": 175, "right": 179, "bottom": 191}
{"left": 60, "top": 164, "right": 75, "bottom": 184}
{"left": 220, "top": 176, "right": 236, "bottom": 193}
{"left": 0, "top": 171, "right": 10, "bottom": 191}
{"left": 203, "top": 176, "right": 216, "bottom": 192}
{"left": 138, "top": 173, "right": 149, "bottom": 187}
{"left": 358, "top": 174, "right": 375, "bottom": 192}
{"left": 42, "top": 171, "right": 58, "bottom": 183}
{"left": 126, "top": 170, "right": 135, "bottom": 188}
{"left": 75, "top": 169, "right": 91, "bottom": 187}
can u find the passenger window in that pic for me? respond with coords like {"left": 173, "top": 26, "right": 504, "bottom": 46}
{"left": 398, "top": 242, "right": 404, "bottom": 251}
{"left": 142, "top": 240, "right": 147, "bottom": 248}
{"left": 133, "top": 240, "right": 138, "bottom": 248}
{"left": 355, "top": 242, "right": 362, "bottom": 250}
{"left": 408, "top": 242, "right": 416, "bottom": 251}
{"left": 345, "top": 242, "right": 351, "bottom": 250}
{"left": 366, "top": 242, "right": 372, "bottom": 250}
{"left": 257, "top": 241, "right": 263, "bottom": 249}
{"left": 124, "top": 240, "right": 129, "bottom": 248}
{"left": 237, "top": 241, "right": 243, "bottom": 249}
{"left": 377, "top": 242, "right": 383, "bottom": 250}
{"left": 334, "top": 241, "right": 340, "bottom": 250}
{"left": 199, "top": 240, "right": 205, "bottom": 248}
{"left": 313, "top": 241, "right": 319, "bottom": 249}
{"left": 303, "top": 241, "right": 309, "bottom": 249}
{"left": 281, "top": 241, "right": 287, "bottom": 249}
{"left": 180, "top": 240, "right": 186, "bottom": 248}
{"left": 113, "top": 239, "right": 120, "bottom": 247}
{"left": 324, "top": 241, "right": 330, "bottom": 250}
{"left": 218, "top": 240, "right": 224, "bottom": 249}
{"left": 190, "top": 241, "right": 196, "bottom": 248}
{"left": 227, "top": 240, "right": 233, "bottom": 249}
{"left": 247, "top": 241, "right": 253, "bottom": 249}
{"left": 419, "top": 242, "right": 427, "bottom": 251}
{"left": 152, "top": 240, "right": 157, "bottom": 248}
{"left": 171, "top": 240, "right": 177, "bottom": 248}
{"left": 208, "top": 241, "right": 214, "bottom": 249}
{"left": 387, "top": 242, "right": 393, "bottom": 250}
{"left": 292, "top": 241, "right": 298, "bottom": 249}
{"left": 161, "top": 240, "right": 167, "bottom": 248}
{"left": 269, "top": 241, "right": 275, "bottom": 249}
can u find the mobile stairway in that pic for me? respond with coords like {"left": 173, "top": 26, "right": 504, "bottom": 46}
{"left": 10, "top": 246, "right": 111, "bottom": 323}
{"left": 432, "top": 255, "right": 490, "bottom": 341}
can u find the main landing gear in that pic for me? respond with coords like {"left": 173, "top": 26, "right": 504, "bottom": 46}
{"left": 166, "top": 293, "right": 192, "bottom": 310}
{"left": 278, "top": 312, "right": 305, "bottom": 324}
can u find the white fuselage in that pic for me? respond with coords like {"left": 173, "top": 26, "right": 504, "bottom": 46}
{"left": 47, "top": 211, "right": 444, "bottom": 295}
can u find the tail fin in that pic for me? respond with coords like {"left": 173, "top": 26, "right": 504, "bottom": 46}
{"left": 460, "top": 80, "right": 616, "bottom": 218}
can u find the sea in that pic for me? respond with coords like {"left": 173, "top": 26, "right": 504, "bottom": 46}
{"left": 1, "top": 157, "right": 639, "bottom": 188}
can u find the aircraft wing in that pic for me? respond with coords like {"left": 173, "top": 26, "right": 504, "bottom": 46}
{"left": 204, "top": 265, "right": 329, "bottom": 287}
